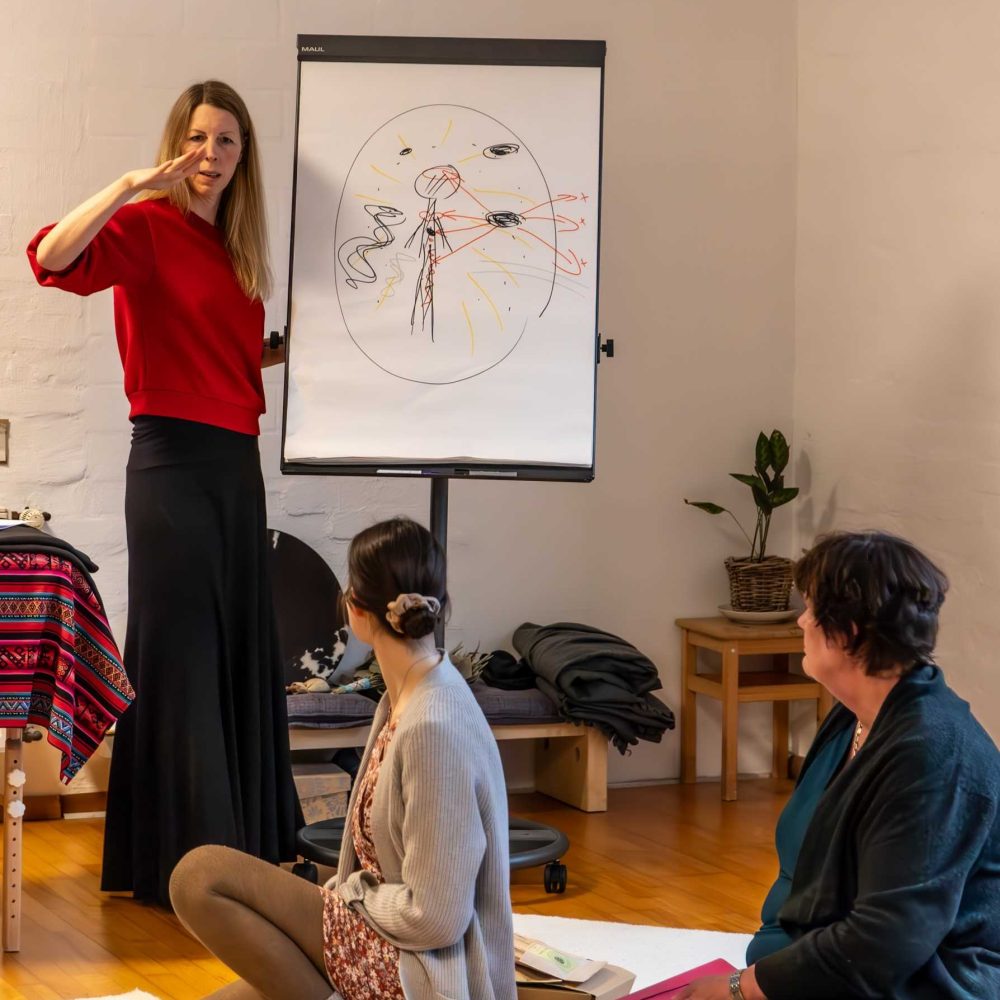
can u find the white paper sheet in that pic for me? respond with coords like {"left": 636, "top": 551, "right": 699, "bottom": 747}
{"left": 284, "top": 58, "right": 602, "bottom": 469}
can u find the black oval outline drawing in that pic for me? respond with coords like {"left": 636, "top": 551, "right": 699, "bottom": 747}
{"left": 332, "top": 103, "right": 557, "bottom": 386}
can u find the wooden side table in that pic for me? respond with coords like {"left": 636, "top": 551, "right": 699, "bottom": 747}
{"left": 676, "top": 616, "right": 833, "bottom": 801}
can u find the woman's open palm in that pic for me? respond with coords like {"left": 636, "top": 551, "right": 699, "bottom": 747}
{"left": 126, "top": 145, "right": 206, "bottom": 193}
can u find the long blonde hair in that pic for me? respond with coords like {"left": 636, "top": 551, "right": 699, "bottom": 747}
{"left": 144, "top": 81, "right": 272, "bottom": 301}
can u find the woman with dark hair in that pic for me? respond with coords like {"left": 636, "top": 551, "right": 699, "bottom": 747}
{"left": 683, "top": 531, "right": 999, "bottom": 1000}
{"left": 170, "top": 517, "right": 517, "bottom": 1000}
{"left": 26, "top": 81, "right": 299, "bottom": 907}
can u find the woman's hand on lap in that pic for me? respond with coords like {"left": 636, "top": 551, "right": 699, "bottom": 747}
{"left": 680, "top": 968, "right": 763, "bottom": 1000}
{"left": 678, "top": 975, "right": 732, "bottom": 999}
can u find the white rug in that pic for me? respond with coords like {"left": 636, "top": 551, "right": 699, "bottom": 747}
{"left": 511, "top": 913, "right": 752, "bottom": 991}
{"left": 74, "top": 917, "right": 751, "bottom": 998}
{"left": 73, "top": 992, "right": 159, "bottom": 1000}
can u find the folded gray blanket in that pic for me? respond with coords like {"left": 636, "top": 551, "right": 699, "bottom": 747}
{"left": 513, "top": 622, "right": 675, "bottom": 753}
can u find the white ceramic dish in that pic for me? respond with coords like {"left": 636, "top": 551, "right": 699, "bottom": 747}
{"left": 718, "top": 604, "right": 799, "bottom": 624}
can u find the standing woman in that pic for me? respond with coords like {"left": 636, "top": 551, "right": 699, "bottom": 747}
{"left": 27, "top": 81, "right": 301, "bottom": 907}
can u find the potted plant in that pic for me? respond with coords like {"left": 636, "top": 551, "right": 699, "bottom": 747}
{"left": 685, "top": 429, "right": 799, "bottom": 612}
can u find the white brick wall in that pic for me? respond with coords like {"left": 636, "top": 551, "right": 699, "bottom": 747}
{"left": 2, "top": 0, "right": 800, "bottom": 785}
{"left": 795, "top": 0, "right": 1000, "bottom": 740}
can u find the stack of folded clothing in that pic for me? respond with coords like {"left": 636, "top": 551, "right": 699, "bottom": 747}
{"left": 513, "top": 622, "right": 675, "bottom": 753}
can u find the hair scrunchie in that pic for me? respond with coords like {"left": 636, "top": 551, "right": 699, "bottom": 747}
{"left": 385, "top": 593, "right": 442, "bottom": 633}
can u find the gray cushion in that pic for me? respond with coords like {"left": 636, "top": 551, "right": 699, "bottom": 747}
{"left": 471, "top": 682, "right": 561, "bottom": 725}
{"left": 287, "top": 684, "right": 560, "bottom": 729}
{"left": 287, "top": 691, "right": 376, "bottom": 729}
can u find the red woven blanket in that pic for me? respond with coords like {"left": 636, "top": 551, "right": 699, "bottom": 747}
{"left": 0, "top": 552, "right": 133, "bottom": 782}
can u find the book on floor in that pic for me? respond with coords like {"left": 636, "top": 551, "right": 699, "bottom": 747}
{"left": 622, "top": 959, "right": 738, "bottom": 999}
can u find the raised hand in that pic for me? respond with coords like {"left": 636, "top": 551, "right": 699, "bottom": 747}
{"left": 125, "top": 144, "right": 207, "bottom": 193}
{"left": 34, "top": 143, "right": 209, "bottom": 272}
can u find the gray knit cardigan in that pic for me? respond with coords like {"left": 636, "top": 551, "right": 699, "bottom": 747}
{"left": 332, "top": 657, "right": 517, "bottom": 1000}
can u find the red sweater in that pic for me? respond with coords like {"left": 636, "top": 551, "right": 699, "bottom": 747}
{"left": 27, "top": 199, "right": 266, "bottom": 436}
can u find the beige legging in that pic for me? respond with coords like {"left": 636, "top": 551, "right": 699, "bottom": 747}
{"left": 169, "top": 844, "right": 337, "bottom": 1000}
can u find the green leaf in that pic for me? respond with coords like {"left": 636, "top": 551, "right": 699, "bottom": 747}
{"left": 728, "top": 473, "right": 772, "bottom": 512}
{"left": 770, "top": 430, "right": 789, "bottom": 473}
{"left": 684, "top": 500, "right": 727, "bottom": 515}
{"left": 755, "top": 431, "right": 772, "bottom": 474}
{"left": 753, "top": 485, "right": 772, "bottom": 512}
{"left": 769, "top": 486, "right": 799, "bottom": 508}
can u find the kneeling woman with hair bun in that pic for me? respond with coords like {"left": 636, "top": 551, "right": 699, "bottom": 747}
{"left": 170, "top": 518, "right": 516, "bottom": 1000}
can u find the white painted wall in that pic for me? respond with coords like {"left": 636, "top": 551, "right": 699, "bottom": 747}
{"left": 795, "top": 0, "right": 1000, "bottom": 739}
{"left": 2, "top": 0, "right": 798, "bottom": 789}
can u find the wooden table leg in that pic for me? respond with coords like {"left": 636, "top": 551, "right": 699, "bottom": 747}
{"left": 772, "top": 653, "right": 790, "bottom": 779}
{"left": 680, "top": 632, "right": 697, "bottom": 784}
{"left": 721, "top": 645, "right": 739, "bottom": 801}
{"left": 3, "top": 728, "right": 24, "bottom": 952}
{"left": 772, "top": 702, "right": 789, "bottom": 780}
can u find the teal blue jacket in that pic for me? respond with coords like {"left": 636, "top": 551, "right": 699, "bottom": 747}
{"left": 756, "top": 665, "right": 1000, "bottom": 999}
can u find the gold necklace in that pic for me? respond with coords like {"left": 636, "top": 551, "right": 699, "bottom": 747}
{"left": 852, "top": 719, "right": 865, "bottom": 757}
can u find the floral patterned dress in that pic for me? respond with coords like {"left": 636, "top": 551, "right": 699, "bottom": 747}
{"left": 322, "top": 720, "right": 405, "bottom": 999}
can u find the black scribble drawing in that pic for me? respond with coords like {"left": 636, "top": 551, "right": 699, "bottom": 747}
{"left": 404, "top": 165, "right": 461, "bottom": 339}
{"left": 483, "top": 143, "right": 519, "bottom": 158}
{"left": 337, "top": 204, "right": 406, "bottom": 288}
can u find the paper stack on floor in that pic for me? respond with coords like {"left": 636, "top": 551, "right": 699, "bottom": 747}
{"left": 510, "top": 913, "right": 752, "bottom": 993}
{"left": 514, "top": 931, "right": 636, "bottom": 1000}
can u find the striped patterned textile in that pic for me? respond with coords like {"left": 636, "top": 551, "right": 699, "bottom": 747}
{"left": 0, "top": 551, "right": 133, "bottom": 782}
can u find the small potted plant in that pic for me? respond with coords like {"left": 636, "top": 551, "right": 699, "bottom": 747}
{"left": 685, "top": 429, "right": 799, "bottom": 612}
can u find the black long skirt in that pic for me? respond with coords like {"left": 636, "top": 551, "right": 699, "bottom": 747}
{"left": 101, "top": 416, "right": 301, "bottom": 906}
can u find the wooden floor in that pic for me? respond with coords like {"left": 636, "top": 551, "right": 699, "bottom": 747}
{"left": 0, "top": 778, "right": 792, "bottom": 999}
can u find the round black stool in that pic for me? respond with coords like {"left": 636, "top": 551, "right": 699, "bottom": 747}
{"left": 293, "top": 816, "right": 569, "bottom": 893}
{"left": 292, "top": 817, "right": 345, "bottom": 884}
{"left": 508, "top": 817, "right": 569, "bottom": 894}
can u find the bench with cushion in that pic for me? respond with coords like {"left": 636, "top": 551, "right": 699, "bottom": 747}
{"left": 287, "top": 682, "right": 608, "bottom": 812}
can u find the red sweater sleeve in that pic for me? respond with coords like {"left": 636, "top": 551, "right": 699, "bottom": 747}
{"left": 26, "top": 203, "right": 154, "bottom": 295}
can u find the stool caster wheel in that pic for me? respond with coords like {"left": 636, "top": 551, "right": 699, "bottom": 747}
{"left": 544, "top": 861, "right": 567, "bottom": 894}
{"left": 293, "top": 861, "right": 318, "bottom": 883}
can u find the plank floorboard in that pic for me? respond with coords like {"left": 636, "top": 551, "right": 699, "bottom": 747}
{"left": 0, "top": 779, "right": 791, "bottom": 997}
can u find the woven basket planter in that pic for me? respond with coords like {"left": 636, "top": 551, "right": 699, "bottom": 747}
{"left": 725, "top": 556, "right": 794, "bottom": 612}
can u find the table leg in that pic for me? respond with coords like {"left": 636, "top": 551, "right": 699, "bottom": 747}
{"left": 680, "top": 632, "right": 697, "bottom": 784}
{"left": 3, "top": 728, "right": 24, "bottom": 952}
{"left": 721, "top": 645, "right": 739, "bottom": 801}
{"left": 772, "top": 702, "right": 789, "bottom": 779}
{"left": 771, "top": 653, "right": 790, "bottom": 779}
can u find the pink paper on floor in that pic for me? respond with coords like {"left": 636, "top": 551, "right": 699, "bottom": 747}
{"left": 623, "top": 959, "right": 737, "bottom": 999}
